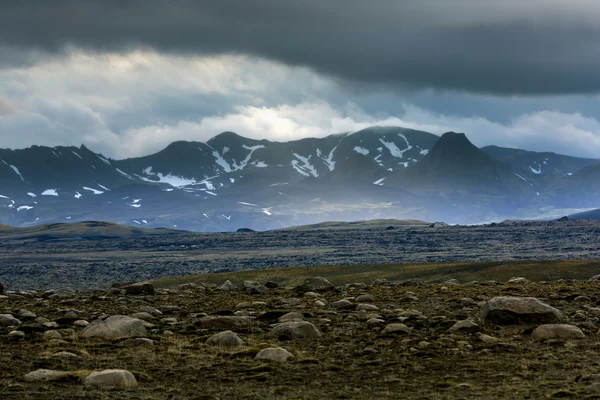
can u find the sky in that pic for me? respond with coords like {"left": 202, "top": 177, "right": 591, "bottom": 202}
{"left": 2, "top": 1, "right": 600, "bottom": 159}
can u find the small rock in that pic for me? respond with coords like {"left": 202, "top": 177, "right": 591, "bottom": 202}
{"left": 448, "top": 320, "right": 479, "bottom": 332}
{"left": 357, "top": 304, "right": 378, "bottom": 311}
{"left": 479, "top": 334, "right": 500, "bottom": 344}
{"left": 381, "top": 323, "right": 411, "bottom": 335}
{"left": 248, "top": 285, "right": 269, "bottom": 295}
{"left": 531, "top": 324, "right": 585, "bottom": 340}
{"left": 296, "top": 277, "right": 334, "bottom": 293}
{"left": 330, "top": 299, "right": 353, "bottom": 309}
{"left": 443, "top": 279, "right": 460, "bottom": 285}
{"left": 7, "top": 330, "right": 25, "bottom": 340}
{"left": 52, "top": 351, "right": 80, "bottom": 359}
{"left": 314, "top": 300, "right": 326, "bottom": 307}
{"left": 130, "top": 312, "right": 155, "bottom": 322}
{"left": 206, "top": 330, "right": 244, "bottom": 347}
{"left": 24, "top": 369, "right": 71, "bottom": 382}
{"left": 279, "top": 312, "right": 304, "bottom": 322}
{"left": 303, "top": 292, "right": 321, "bottom": 298}
{"left": 74, "top": 320, "right": 89, "bottom": 327}
{"left": 367, "top": 318, "right": 385, "bottom": 325}
{"left": 265, "top": 281, "right": 279, "bottom": 289}
{"left": 507, "top": 277, "right": 529, "bottom": 284}
{"left": 255, "top": 347, "right": 294, "bottom": 362}
{"left": 84, "top": 369, "right": 138, "bottom": 389}
{"left": 18, "top": 309, "right": 37, "bottom": 319}
{"left": 354, "top": 294, "right": 375, "bottom": 303}
{"left": 402, "top": 278, "right": 424, "bottom": 287}
{"left": 270, "top": 321, "right": 322, "bottom": 340}
{"left": 372, "top": 279, "right": 393, "bottom": 286}
{"left": 44, "top": 331, "right": 63, "bottom": 340}
{"left": 139, "top": 306, "right": 162, "bottom": 316}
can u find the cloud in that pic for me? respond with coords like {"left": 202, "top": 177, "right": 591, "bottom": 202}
{"left": 2, "top": 1, "right": 600, "bottom": 94}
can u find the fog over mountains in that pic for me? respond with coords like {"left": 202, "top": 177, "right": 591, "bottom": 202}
{"left": 1, "top": 126, "right": 599, "bottom": 231}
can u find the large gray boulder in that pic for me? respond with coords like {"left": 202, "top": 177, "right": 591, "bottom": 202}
{"left": 296, "top": 277, "right": 334, "bottom": 293}
{"left": 255, "top": 347, "right": 294, "bottom": 362}
{"left": 270, "top": 321, "right": 322, "bottom": 340}
{"left": 79, "top": 315, "right": 147, "bottom": 339}
{"left": 84, "top": 369, "right": 138, "bottom": 389}
{"left": 531, "top": 324, "right": 585, "bottom": 340}
{"left": 481, "top": 297, "right": 564, "bottom": 325}
{"left": 217, "top": 280, "right": 238, "bottom": 291}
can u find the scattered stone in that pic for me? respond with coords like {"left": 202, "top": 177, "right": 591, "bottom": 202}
{"left": 130, "top": 312, "right": 155, "bottom": 322}
{"left": 53, "top": 351, "right": 80, "bottom": 359}
{"left": 265, "top": 281, "right": 279, "bottom": 289}
{"left": 481, "top": 297, "right": 564, "bottom": 325}
{"left": 80, "top": 315, "right": 147, "bottom": 339}
{"left": 366, "top": 318, "right": 385, "bottom": 325}
{"left": 356, "top": 303, "right": 378, "bottom": 311}
{"left": 217, "top": 280, "right": 238, "bottom": 291}
{"left": 84, "top": 369, "right": 138, "bottom": 389}
{"left": 330, "top": 299, "right": 353, "bottom": 309}
{"left": 206, "top": 330, "right": 244, "bottom": 347}
{"left": 248, "top": 285, "right": 269, "bottom": 295}
{"left": 531, "top": 324, "right": 585, "bottom": 340}
{"left": 303, "top": 291, "right": 321, "bottom": 298}
{"left": 44, "top": 330, "right": 63, "bottom": 340}
{"left": 479, "top": 334, "right": 500, "bottom": 344}
{"left": 124, "top": 282, "right": 155, "bottom": 296}
{"left": 381, "top": 323, "right": 411, "bottom": 335}
{"left": 507, "top": 277, "right": 529, "bottom": 284}
{"left": 24, "top": 369, "right": 73, "bottom": 382}
{"left": 279, "top": 312, "right": 304, "bottom": 322}
{"left": 314, "top": 300, "right": 326, "bottom": 307}
{"left": 354, "top": 294, "right": 375, "bottom": 303}
{"left": 139, "top": 306, "right": 162, "bottom": 316}
{"left": 443, "top": 279, "right": 460, "bottom": 285}
{"left": 7, "top": 330, "right": 25, "bottom": 340}
{"left": 0, "top": 314, "right": 21, "bottom": 327}
{"left": 255, "top": 347, "right": 294, "bottom": 362}
{"left": 430, "top": 222, "right": 448, "bottom": 228}
{"left": 296, "top": 277, "right": 334, "bottom": 293}
{"left": 448, "top": 319, "right": 479, "bottom": 332}
{"left": 402, "top": 278, "right": 425, "bottom": 287}
{"left": 270, "top": 321, "right": 322, "bottom": 340}
{"left": 18, "top": 309, "right": 37, "bottom": 319}
{"left": 372, "top": 279, "right": 393, "bottom": 286}
{"left": 74, "top": 320, "right": 89, "bottom": 327}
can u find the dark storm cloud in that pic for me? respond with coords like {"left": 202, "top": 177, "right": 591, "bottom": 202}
{"left": 2, "top": 0, "right": 600, "bottom": 95}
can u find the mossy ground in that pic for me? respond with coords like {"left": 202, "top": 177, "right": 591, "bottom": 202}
{"left": 3, "top": 269, "right": 600, "bottom": 398}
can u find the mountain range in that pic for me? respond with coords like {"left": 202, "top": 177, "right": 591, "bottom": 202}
{"left": 1, "top": 126, "right": 599, "bottom": 231}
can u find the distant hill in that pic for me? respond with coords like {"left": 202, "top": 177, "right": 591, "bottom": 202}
{"left": 281, "top": 219, "right": 431, "bottom": 231}
{"left": 0, "top": 221, "right": 189, "bottom": 242}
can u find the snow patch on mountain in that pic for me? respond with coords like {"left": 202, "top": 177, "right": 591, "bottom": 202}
{"left": 83, "top": 187, "right": 104, "bottom": 194}
{"left": 222, "top": 214, "right": 231, "bottom": 220}
{"left": 139, "top": 168, "right": 197, "bottom": 188}
{"left": 42, "top": 189, "right": 58, "bottom": 196}
{"left": 17, "top": 205, "right": 34, "bottom": 211}
{"left": 96, "top": 155, "right": 111, "bottom": 166}
{"left": 27, "top": 192, "right": 36, "bottom": 198}
{"left": 0, "top": 195, "right": 8, "bottom": 199}
{"left": 354, "top": 146, "right": 370, "bottom": 155}
{"left": 98, "top": 184, "right": 110, "bottom": 191}
{"left": 379, "top": 134, "right": 412, "bottom": 159}
{"left": 238, "top": 201, "right": 258, "bottom": 206}
{"left": 2, "top": 161, "right": 25, "bottom": 181}
{"left": 71, "top": 151, "right": 82, "bottom": 160}
{"left": 252, "top": 161, "right": 268, "bottom": 168}
{"left": 514, "top": 172, "right": 529, "bottom": 183}
{"left": 373, "top": 178, "right": 386, "bottom": 186}
{"left": 212, "top": 150, "right": 232, "bottom": 172}
{"left": 116, "top": 168, "right": 134, "bottom": 180}
{"left": 74, "top": 192, "right": 82, "bottom": 199}
{"left": 529, "top": 164, "right": 542, "bottom": 174}
{"left": 292, "top": 153, "right": 319, "bottom": 177}
{"left": 262, "top": 208, "right": 272, "bottom": 215}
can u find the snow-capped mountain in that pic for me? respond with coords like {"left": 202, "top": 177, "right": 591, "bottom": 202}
{"left": 0, "top": 126, "right": 598, "bottom": 230}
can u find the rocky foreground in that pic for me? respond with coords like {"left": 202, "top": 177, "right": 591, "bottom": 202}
{"left": 4, "top": 277, "right": 600, "bottom": 398}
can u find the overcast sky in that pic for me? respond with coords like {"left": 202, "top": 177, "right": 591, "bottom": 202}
{"left": 2, "top": 1, "right": 600, "bottom": 159}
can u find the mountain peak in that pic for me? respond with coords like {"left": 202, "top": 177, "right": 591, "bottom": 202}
{"left": 208, "top": 131, "right": 245, "bottom": 143}
{"left": 429, "top": 132, "right": 479, "bottom": 158}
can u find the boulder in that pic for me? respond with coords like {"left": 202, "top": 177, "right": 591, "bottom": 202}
{"left": 79, "top": 315, "right": 147, "bottom": 339}
{"left": 205, "top": 330, "right": 243, "bottom": 347}
{"left": 506, "top": 277, "right": 529, "bottom": 284}
{"left": 330, "top": 299, "right": 353, "bottom": 309}
{"left": 296, "top": 277, "right": 334, "bottom": 293}
{"left": 354, "top": 294, "right": 375, "bottom": 303}
{"left": 270, "top": 321, "right": 322, "bottom": 340}
{"left": 480, "top": 297, "right": 564, "bottom": 325}
{"left": 84, "top": 369, "right": 137, "bottom": 389}
{"left": 124, "top": 282, "right": 155, "bottom": 296}
{"left": 248, "top": 285, "right": 269, "bottom": 295}
{"left": 255, "top": 347, "right": 294, "bottom": 362}
{"left": 265, "top": 281, "right": 279, "bottom": 289}
{"left": 531, "top": 324, "right": 585, "bottom": 340}
{"left": 402, "top": 278, "right": 425, "bottom": 287}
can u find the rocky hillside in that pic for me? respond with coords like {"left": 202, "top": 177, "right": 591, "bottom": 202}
{"left": 2, "top": 275, "right": 600, "bottom": 399}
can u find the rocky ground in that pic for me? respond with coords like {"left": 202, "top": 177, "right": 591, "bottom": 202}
{"left": 4, "top": 275, "right": 600, "bottom": 398}
{"left": 3, "top": 218, "right": 600, "bottom": 290}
